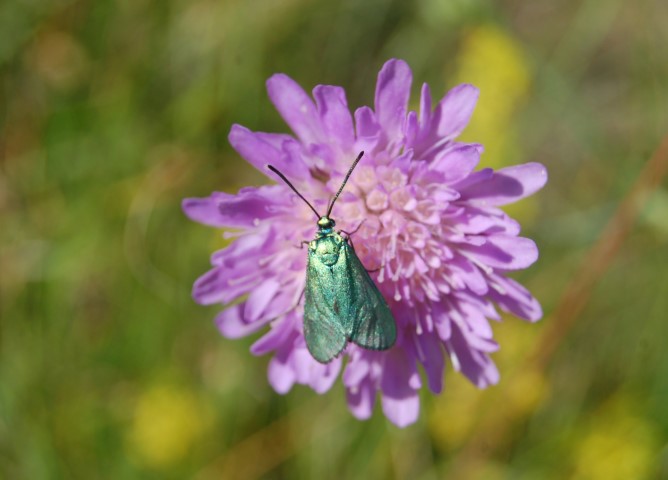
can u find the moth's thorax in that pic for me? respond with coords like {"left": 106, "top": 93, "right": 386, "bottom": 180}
{"left": 310, "top": 230, "right": 345, "bottom": 267}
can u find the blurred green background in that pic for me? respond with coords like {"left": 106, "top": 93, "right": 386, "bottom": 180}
{"left": 2, "top": 0, "right": 668, "bottom": 478}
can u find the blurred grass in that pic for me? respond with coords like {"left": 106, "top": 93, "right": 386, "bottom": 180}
{"left": 2, "top": 0, "right": 668, "bottom": 478}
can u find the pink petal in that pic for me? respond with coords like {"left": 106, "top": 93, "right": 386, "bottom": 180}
{"left": 374, "top": 59, "right": 412, "bottom": 144}
{"left": 194, "top": 229, "right": 279, "bottom": 305}
{"left": 459, "top": 162, "right": 548, "bottom": 206}
{"left": 448, "top": 303, "right": 498, "bottom": 353}
{"left": 433, "top": 84, "right": 479, "bottom": 139}
{"left": 291, "top": 350, "right": 342, "bottom": 394}
{"left": 211, "top": 226, "right": 275, "bottom": 267}
{"left": 489, "top": 275, "right": 543, "bottom": 322}
{"left": 448, "top": 256, "right": 489, "bottom": 295}
{"left": 460, "top": 301, "right": 494, "bottom": 339}
{"left": 250, "top": 314, "right": 297, "bottom": 355}
{"left": 380, "top": 349, "right": 420, "bottom": 427}
{"left": 418, "top": 82, "right": 432, "bottom": 130}
{"left": 346, "top": 378, "right": 376, "bottom": 420}
{"left": 268, "top": 351, "right": 296, "bottom": 394}
{"left": 447, "top": 326, "right": 500, "bottom": 388}
{"left": 453, "top": 207, "right": 520, "bottom": 236}
{"left": 244, "top": 278, "right": 282, "bottom": 322}
{"left": 458, "top": 291, "right": 501, "bottom": 321}
{"left": 192, "top": 266, "right": 259, "bottom": 305}
{"left": 228, "top": 124, "right": 310, "bottom": 181}
{"left": 451, "top": 167, "right": 493, "bottom": 191}
{"left": 316, "top": 358, "right": 343, "bottom": 393}
{"left": 266, "top": 74, "right": 323, "bottom": 144}
{"left": 460, "top": 235, "right": 538, "bottom": 270}
{"left": 354, "top": 106, "right": 380, "bottom": 152}
{"left": 434, "top": 306, "right": 452, "bottom": 341}
{"left": 342, "top": 353, "right": 371, "bottom": 387}
{"left": 182, "top": 193, "right": 233, "bottom": 227}
{"left": 415, "top": 334, "right": 445, "bottom": 394}
{"left": 430, "top": 143, "right": 482, "bottom": 182}
{"left": 313, "top": 85, "right": 355, "bottom": 150}
{"left": 215, "top": 303, "right": 270, "bottom": 339}
{"left": 405, "top": 111, "right": 418, "bottom": 146}
{"left": 184, "top": 186, "right": 286, "bottom": 229}
{"left": 381, "top": 391, "right": 420, "bottom": 428}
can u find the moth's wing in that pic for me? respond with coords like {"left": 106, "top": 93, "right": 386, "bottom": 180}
{"left": 343, "top": 243, "right": 397, "bottom": 351}
{"left": 303, "top": 250, "right": 348, "bottom": 363}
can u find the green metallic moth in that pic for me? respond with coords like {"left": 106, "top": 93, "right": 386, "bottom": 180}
{"left": 268, "top": 152, "right": 397, "bottom": 363}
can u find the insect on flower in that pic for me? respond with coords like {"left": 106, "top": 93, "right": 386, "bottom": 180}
{"left": 267, "top": 152, "right": 397, "bottom": 363}
{"left": 183, "top": 58, "right": 548, "bottom": 427}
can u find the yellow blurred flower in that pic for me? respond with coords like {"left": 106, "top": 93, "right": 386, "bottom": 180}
{"left": 127, "top": 384, "right": 212, "bottom": 469}
{"left": 572, "top": 395, "right": 659, "bottom": 480}
{"left": 455, "top": 25, "right": 530, "bottom": 165}
{"left": 457, "top": 461, "right": 508, "bottom": 480}
{"left": 454, "top": 25, "right": 538, "bottom": 222}
{"left": 428, "top": 376, "right": 483, "bottom": 451}
{"left": 504, "top": 367, "right": 549, "bottom": 416}
{"left": 492, "top": 315, "right": 539, "bottom": 366}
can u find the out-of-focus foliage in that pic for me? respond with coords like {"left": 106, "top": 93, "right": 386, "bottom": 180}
{"left": 1, "top": 0, "right": 668, "bottom": 478}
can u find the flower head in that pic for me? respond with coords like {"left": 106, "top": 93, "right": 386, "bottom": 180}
{"left": 183, "top": 59, "right": 547, "bottom": 427}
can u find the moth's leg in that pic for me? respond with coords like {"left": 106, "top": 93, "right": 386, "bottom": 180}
{"left": 341, "top": 219, "right": 367, "bottom": 251}
{"left": 340, "top": 219, "right": 366, "bottom": 238}
{"left": 363, "top": 258, "right": 382, "bottom": 273}
{"left": 293, "top": 287, "right": 305, "bottom": 308}
{"left": 294, "top": 240, "right": 310, "bottom": 249}
{"left": 347, "top": 240, "right": 382, "bottom": 274}
{"left": 345, "top": 235, "right": 356, "bottom": 251}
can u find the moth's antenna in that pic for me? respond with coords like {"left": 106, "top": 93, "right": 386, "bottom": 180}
{"left": 326, "top": 151, "right": 364, "bottom": 218}
{"left": 267, "top": 165, "right": 321, "bottom": 219}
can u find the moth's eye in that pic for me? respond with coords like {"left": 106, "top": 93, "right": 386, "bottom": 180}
{"left": 317, "top": 217, "right": 333, "bottom": 229}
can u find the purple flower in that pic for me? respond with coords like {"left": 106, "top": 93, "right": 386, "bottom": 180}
{"left": 183, "top": 59, "right": 547, "bottom": 427}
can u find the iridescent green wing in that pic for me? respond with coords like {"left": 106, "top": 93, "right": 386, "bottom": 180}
{"left": 303, "top": 249, "right": 349, "bottom": 363}
{"left": 341, "top": 242, "right": 397, "bottom": 351}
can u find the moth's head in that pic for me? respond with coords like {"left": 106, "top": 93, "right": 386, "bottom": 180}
{"left": 317, "top": 216, "right": 335, "bottom": 231}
